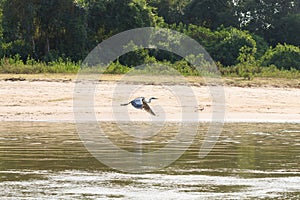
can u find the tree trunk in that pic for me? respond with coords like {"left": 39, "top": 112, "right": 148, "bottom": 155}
{"left": 46, "top": 37, "right": 50, "bottom": 54}
{"left": 32, "top": 37, "right": 36, "bottom": 58}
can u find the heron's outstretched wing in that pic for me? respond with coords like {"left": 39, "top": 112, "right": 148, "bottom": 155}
{"left": 120, "top": 102, "right": 130, "bottom": 106}
{"left": 142, "top": 100, "right": 156, "bottom": 116}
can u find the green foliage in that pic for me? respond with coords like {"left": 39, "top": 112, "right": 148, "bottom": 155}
{"left": 172, "top": 59, "right": 198, "bottom": 76}
{"left": 260, "top": 44, "right": 300, "bottom": 70}
{"left": 1, "top": 0, "right": 87, "bottom": 61}
{"left": 269, "top": 13, "right": 300, "bottom": 47}
{"left": 182, "top": 24, "right": 217, "bottom": 49}
{"left": 0, "top": 40, "right": 31, "bottom": 59}
{"left": 258, "top": 65, "right": 300, "bottom": 79}
{"left": 87, "top": 0, "right": 163, "bottom": 47}
{"left": 174, "top": 25, "right": 263, "bottom": 68}
{"left": 0, "top": 0, "right": 299, "bottom": 79}
{"left": 0, "top": 2, "right": 3, "bottom": 41}
{"left": 219, "top": 63, "right": 260, "bottom": 79}
{"left": 236, "top": 0, "right": 299, "bottom": 47}
{"left": 213, "top": 28, "right": 257, "bottom": 66}
{"left": 251, "top": 34, "right": 269, "bottom": 60}
{"left": 47, "top": 58, "right": 80, "bottom": 73}
{"left": 0, "top": 55, "right": 80, "bottom": 74}
{"left": 119, "top": 42, "right": 150, "bottom": 67}
{"left": 184, "top": 0, "right": 238, "bottom": 29}
{"left": 104, "top": 61, "right": 131, "bottom": 74}
{"left": 147, "top": 0, "right": 190, "bottom": 24}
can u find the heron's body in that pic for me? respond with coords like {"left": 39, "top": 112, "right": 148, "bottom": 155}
{"left": 121, "top": 97, "right": 157, "bottom": 116}
{"left": 130, "top": 97, "right": 144, "bottom": 109}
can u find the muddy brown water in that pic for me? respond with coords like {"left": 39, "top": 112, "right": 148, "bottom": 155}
{"left": 0, "top": 122, "right": 299, "bottom": 199}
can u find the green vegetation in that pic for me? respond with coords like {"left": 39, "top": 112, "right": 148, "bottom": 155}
{"left": 0, "top": 0, "right": 299, "bottom": 79}
{"left": 1, "top": 54, "right": 300, "bottom": 80}
{"left": 0, "top": 56, "right": 80, "bottom": 74}
{"left": 260, "top": 44, "right": 300, "bottom": 70}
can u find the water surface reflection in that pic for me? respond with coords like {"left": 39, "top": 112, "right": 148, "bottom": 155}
{"left": 0, "top": 122, "right": 299, "bottom": 199}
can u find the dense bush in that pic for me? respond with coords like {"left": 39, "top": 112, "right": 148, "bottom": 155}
{"left": 104, "top": 61, "right": 130, "bottom": 74}
{"left": 260, "top": 44, "right": 300, "bottom": 70}
{"left": 251, "top": 34, "right": 269, "bottom": 59}
{"left": 177, "top": 25, "right": 260, "bottom": 67}
{"left": 212, "top": 27, "right": 257, "bottom": 66}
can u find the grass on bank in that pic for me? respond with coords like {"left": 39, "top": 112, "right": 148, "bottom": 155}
{"left": 0, "top": 56, "right": 299, "bottom": 87}
{"left": 0, "top": 56, "right": 80, "bottom": 74}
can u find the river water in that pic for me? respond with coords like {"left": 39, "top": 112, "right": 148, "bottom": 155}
{"left": 0, "top": 122, "right": 299, "bottom": 199}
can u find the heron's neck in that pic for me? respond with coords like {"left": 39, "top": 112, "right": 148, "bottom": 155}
{"left": 147, "top": 98, "right": 154, "bottom": 103}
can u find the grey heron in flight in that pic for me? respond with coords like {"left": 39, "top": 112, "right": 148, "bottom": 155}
{"left": 120, "top": 97, "right": 158, "bottom": 116}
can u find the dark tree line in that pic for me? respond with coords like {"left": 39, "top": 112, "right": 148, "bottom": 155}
{"left": 0, "top": 0, "right": 299, "bottom": 69}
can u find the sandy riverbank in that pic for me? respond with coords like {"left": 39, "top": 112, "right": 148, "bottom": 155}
{"left": 0, "top": 76, "right": 299, "bottom": 123}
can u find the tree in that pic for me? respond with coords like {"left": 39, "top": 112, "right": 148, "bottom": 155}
{"left": 236, "top": 0, "right": 299, "bottom": 46}
{"left": 0, "top": 1, "right": 4, "bottom": 57}
{"left": 1, "top": 0, "right": 36, "bottom": 58}
{"left": 184, "top": 0, "right": 239, "bottom": 29}
{"left": 267, "top": 13, "right": 300, "bottom": 47}
{"left": 87, "top": 0, "right": 161, "bottom": 47}
{"left": 147, "top": 0, "right": 191, "bottom": 24}
{"left": 1, "top": 0, "right": 87, "bottom": 61}
{"left": 87, "top": 0, "right": 164, "bottom": 65}
{"left": 212, "top": 28, "right": 257, "bottom": 66}
{"left": 35, "top": 0, "right": 87, "bottom": 61}
{"left": 260, "top": 43, "right": 300, "bottom": 70}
